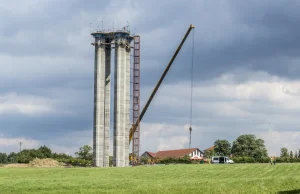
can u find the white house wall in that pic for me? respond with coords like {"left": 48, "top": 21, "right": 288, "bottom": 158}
{"left": 189, "top": 149, "right": 203, "bottom": 157}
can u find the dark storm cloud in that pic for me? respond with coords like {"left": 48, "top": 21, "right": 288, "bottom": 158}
{"left": 138, "top": 0, "right": 300, "bottom": 85}
{"left": 0, "top": 113, "right": 92, "bottom": 140}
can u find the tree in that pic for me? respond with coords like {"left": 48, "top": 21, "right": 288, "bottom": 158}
{"left": 0, "top": 153, "right": 8, "bottom": 163}
{"left": 204, "top": 149, "right": 215, "bottom": 158}
{"left": 214, "top": 140, "right": 231, "bottom": 156}
{"left": 75, "top": 145, "right": 92, "bottom": 160}
{"left": 298, "top": 149, "right": 300, "bottom": 159}
{"left": 295, "top": 151, "right": 298, "bottom": 159}
{"left": 7, "top": 152, "right": 18, "bottom": 163}
{"left": 52, "top": 152, "right": 73, "bottom": 160}
{"left": 38, "top": 145, "right": 52, "bottom": 158}
{"left": 280, "top": 147, "right": 289, "bottom": 158}
{"left": 231, "top": 134, "right": 268, "bottom": 159}
{"left": 290, "top": 151, "right": 293, "bottom": 158}
{"left": 17, "top": 149, "right": 41, "bottom": 163}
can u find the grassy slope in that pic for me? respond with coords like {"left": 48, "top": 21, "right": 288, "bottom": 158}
{"left": 0, "top": 164, "right": 300, "bottom": 194}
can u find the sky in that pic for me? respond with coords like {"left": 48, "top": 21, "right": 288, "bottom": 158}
{"left": 0, "top": 0, "right": 300, "bottom": 156}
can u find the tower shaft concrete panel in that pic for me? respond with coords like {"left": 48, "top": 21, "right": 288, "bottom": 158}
{"left": 113, "top": 36, "right": 125, "bottom": 167}
{"left": 93, "top": 36, "right": 110, "bottom": 167}
{"left": 124, "top": 42, "right": 131, "bottom": 167}
{"left": 104, "top": 43, "right": 111, "bottom": 167}
{"left": 113, "top": 32, "right": 131, "bottom": 167}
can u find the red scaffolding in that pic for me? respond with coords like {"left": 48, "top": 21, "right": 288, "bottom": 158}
{"left": 132, "top": 36, "right": 140, "bottom": 161}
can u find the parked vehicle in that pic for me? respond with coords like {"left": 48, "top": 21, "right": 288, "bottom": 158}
{"left": 211, "top": 156, "right": 234, "bottom": 164}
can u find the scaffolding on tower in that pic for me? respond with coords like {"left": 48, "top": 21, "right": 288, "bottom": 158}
{"left": 132, "top": 36, "right": 141, "bottom": 162}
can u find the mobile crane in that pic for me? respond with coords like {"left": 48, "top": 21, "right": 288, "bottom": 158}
{"left": 129, "top": 24, "right": 195, "bottom": 150}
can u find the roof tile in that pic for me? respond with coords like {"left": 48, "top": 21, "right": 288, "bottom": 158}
{"left": 155, "top": 148, "right": 198, "bottom": 159}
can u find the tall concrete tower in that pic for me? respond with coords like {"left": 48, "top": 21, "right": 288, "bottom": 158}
{"left": 113, "top": 32, "right": 131, "bottom": 167}
{"left": 92, "top": 33, "right": 111, "bottom": 167}
{"left": 91, "top": 30, "right": 133, "bottom": 167}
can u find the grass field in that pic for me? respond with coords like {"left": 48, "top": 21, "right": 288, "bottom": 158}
{"left": 0, "top": 163, "right": 300, "bottom": 194}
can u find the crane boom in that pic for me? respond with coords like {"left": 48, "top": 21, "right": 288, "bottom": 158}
{"left": 129, "top": 24, "right": 195, "bottom": 143}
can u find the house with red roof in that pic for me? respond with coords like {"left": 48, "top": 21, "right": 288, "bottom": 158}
{"left": 141, "top": 151, "right": 156, "bottom": 159}
{"left": 203, "top": 146, "right": 214, "bottom": 152}
{"left": 141, "top": 148, "right": 204, "bottom": 160}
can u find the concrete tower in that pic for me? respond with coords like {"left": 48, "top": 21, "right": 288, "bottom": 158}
{"left": 113, "top": 32, "right": 131, "bottom": 167}
{"left": 92, "top": 34, "right": 111, "bottom": 167}
{"left": 91, "top": 30, "right": 132, "bottom": 167}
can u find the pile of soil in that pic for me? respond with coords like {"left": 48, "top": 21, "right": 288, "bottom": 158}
{"left": 28, "top": 158, "right": 63, "bottom": 168}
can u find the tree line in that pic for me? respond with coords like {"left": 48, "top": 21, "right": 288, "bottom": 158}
{"left": 278, "top": 147, "right": 300, "bottom": 162}
{"left": 204, "top": 134, "right": 300, "bottom": 163}
{"left": 0, "top": 145, "right": 94, "bottom": 167}
{"left": 1, "top": 134, "right": 300, "bottom": 165}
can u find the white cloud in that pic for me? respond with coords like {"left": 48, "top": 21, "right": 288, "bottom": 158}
{"left": 257, "top": 130, "right": 300, "bottom": 156}
{"left": 0, "top": 129, "right": 93, "bottom": 155}
{"left": 157, "top": 136, "right": 189, "bottom": 151}
{"left": 140, "top": 122, "right": 191, "bottom": 152}
{"left": 139, "top": 70, "right": 300, "bottom": 155}
{"left": 149, "top": 70, "right": 300, "bottom": 116}
{"left": 0, "top": 93, "right": 54, "bottom": 115}
{"left": 48, "top": 129, "right": 93, "bottom": 156}
{"left": 0, "top": 137, "right": 40, "bottom": 153}
{"left": 0, "top": 54, "right": 91, "bottom": 81}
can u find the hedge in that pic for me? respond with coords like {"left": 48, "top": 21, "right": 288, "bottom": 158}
{"left": 231, "top": 157, "right": 270, "bottom": 163}
{"left": 231, "top": 157, "right": 300, "bottom": 163}
{"left": 56, "top": 158, "right": 92, "bottom": 167}
{"left": 157, "top": 157, "right": 200, "bottom": 164}
{"left": 274, "top": 157, "right": 300, "bottom": 163}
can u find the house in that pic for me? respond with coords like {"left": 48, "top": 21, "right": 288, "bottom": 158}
{"left": 204, "top": 146, "right": 214, "bottom": 153}
{"left": 141, "top": 148, "right": 204, "bottom": 160}
{"left": 141, "top": 151, "right": 156, "bottom": 159}
{"left": 203, "top": 146, "right": 215, "bottom": 158}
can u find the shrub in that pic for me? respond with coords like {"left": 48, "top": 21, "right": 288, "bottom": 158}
{"left": 56, "top": 158, "right": 92, "bottom": 167}
{"left": 275, "top": 157, "right": 300, "bottom": 163}
{"left": 158, "top": 157, "right": 192, "bottom": 164}
{"left": 7, "top": 152, "right": 18, "bottom": 163}
{"left": 232, "top": 157, "right": 264, "bottom": 163}
{"left": 231, "top": 156, "right": 300, "bottom": 164}
{"left": 0, "top": 153, "right": 8, "bottom": 164}
{"left": 256, "top": 157, "right": 270, "bottom": 163}
{"left": 52, "top": 153, "right": 73, "bottom": 160}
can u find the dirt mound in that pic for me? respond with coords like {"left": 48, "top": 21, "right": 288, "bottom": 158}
{"left": 29, "top": 158, "right": 63, "bottom": 168}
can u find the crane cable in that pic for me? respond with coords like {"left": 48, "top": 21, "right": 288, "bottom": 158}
{"left": 189, "top": 29, "right": 195, "bottom": 149}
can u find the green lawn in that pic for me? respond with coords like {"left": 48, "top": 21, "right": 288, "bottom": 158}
{"left": 0, "top": 164, "right": 300, "bottom": 194}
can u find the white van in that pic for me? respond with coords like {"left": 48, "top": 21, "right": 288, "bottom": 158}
{"left": 211, "top": 156, "right": 234, "bottom": 164}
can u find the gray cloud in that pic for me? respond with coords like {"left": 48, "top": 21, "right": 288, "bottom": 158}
{"left": 0, "top": 0, "right": 300, "bottom": 156}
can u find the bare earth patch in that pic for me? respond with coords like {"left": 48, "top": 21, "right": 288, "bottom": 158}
{"left": 4, "top": 158, "right": 64, "bottom": 168}
{"left": 29, "top": 158, "right": 64, "bottom": 168}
